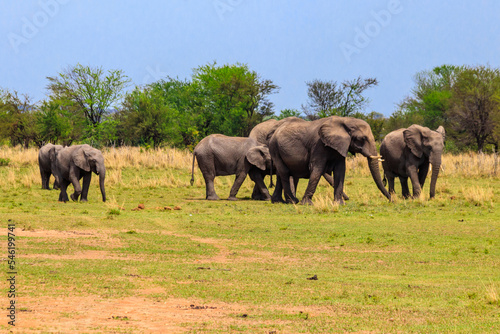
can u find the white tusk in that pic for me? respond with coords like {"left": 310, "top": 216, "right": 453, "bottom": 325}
{"left": 369, "top": 155, "right": 382, "bottom": 160}
{"left": 378, "top": 158, "right": 384, "bottom": 162}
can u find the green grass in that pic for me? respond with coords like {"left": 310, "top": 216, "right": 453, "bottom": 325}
{"left": 1, "top": 161, "right": 499, "bottom": 333}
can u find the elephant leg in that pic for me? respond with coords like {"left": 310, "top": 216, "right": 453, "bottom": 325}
{"left": 407, "top": 165, "right": 422, "bottom": 198}
{"left": 271, "top": 176, "right": 285, "bottom": 203}
{"left": 418, "top": 163, "right": 429, "bottom": 189}
{"left": 272, "top": 156, "right": 297, "bottom": 204}
{"left": 53, "top": 176, "right": 60, "bottom": 190}
{"left": 202, "top": 173, "right": 219, "bottom": 200}
{"left": 41, "top": 171, "right": 51, "bottom": 190}
{"left": 58, "top": 179, "right": 70, "bottom": 202}
{"left": 251, "top": 184, "right": 262, "bottom": 200}
{"left": 80, "top": 173, "right": 92, "bottom": 202}
{"left": 282, "top": 173, "right": 298, "bottom": 204}
{"left": 387, "top": 176, "right": 396, "bottom": 195}
{"left": 322, "top": 172, "right": 349, "bottom": 201}
{"left": 399, "top": 177, "right": 410, "bottom": 199}
{"left": 291, "top": 176, "right": 299, "bottom": 197}
{"left": 301, "top": 167, "right": 329, "bottom": 205}
{"left": 228, "top": 173, "right": 248, "bottom": 201}
{"left": 69, "top": 175, "right": 82, "bottom": 202}
{"left": 332, "top": 160, "right": 347, "bottom": 205}
{"left": 249, "top": 171, "right": 271, "bottom": 201}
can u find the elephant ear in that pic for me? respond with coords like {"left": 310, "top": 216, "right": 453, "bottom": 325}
{"left": 73, "top": 146, "right": 91, "bottom": 172}
{"left": 403, "top": 125, "right": 424, "bottom": 158}
{"left": 436, "top": 126, "right": 446, "bottom": 141}
{"left": 319, "top": 118, "right": 350, "bottom": 157}
{"left": 246, "top": 146, "right": 268, "bottom": 171}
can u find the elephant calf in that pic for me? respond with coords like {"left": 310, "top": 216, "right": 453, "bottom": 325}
{"left": 380, "top": 125, "right": 445, "bottom": 199}
{"left": 38, "top": 143, "right": 64, "bottom": 190}
{"left": 191, "top": 134, "right": 272, "bottom": 201}
{"left": 56, "top": 144, "right": 106, "bottom": 202}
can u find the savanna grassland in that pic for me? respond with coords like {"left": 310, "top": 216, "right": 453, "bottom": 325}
{"left": 0, "top": 146, "right": 499, "bottom": 333}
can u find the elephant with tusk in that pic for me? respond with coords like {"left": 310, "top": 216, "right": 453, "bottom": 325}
{"left": 268, "top": 116, "right": 391, "bottom": 205}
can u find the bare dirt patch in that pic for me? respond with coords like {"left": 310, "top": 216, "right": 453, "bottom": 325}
{"left": 16, "top": 296, "right": 254, "bottom": 333}
{"left": 21, "top": 250, "right": 142, "bottom": 261}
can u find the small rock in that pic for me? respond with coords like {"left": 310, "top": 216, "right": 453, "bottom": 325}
{"left": 307, "top": 274, "right": 318, "bottom": 280}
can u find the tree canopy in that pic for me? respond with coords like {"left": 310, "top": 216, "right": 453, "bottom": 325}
{"left": 302, "top": 76, "right": 378, "bottom": 119}
{"left": 2, "top": 62, "right": 500, "bottom": 153}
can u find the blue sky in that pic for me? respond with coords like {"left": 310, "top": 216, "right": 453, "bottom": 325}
{"left": 1, "top": 0, "right": 500, "bottom": 116}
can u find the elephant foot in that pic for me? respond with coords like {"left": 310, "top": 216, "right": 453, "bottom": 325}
{"left": 227, "top": 196, "right": 239, "bottom": 201}
{"left": 80, "top": 198, "right": 88, "bottom": 203}
{"left": 261, "top": 195, "right": 271, "bottom": 201}
{"left": 271, "top": 196, "right": 285, "bottom": 204}
{"left": 206, "top": 195, "right": 220, "bottom": 201}
{"left": 285, "top": 196, "right": 299, "bottom": 204}
{"left": 70, "top": 193, "right": 78, "bottom": 202}
{"left": 300, "top": 197, "right": 313, "bottom": 205}
{"left": 342, "top": 192, "right": 350, "bottom": 201}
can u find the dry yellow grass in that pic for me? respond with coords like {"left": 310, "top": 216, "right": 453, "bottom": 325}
{"left": 461, "top": 185, "right": 494, "bottom": 206}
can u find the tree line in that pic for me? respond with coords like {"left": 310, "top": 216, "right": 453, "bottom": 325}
{"left": 1, "top": 62, "right": 499, "bottom": 152}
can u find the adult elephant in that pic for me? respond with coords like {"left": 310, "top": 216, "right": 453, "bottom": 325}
{"left": 190, "top": 134, "right": 272, "bottom": 201}
{"left": 38, "top": 143, "right": 64, "bottom": 190}
{"left": 380, "top": 125, "right": 445, "bottom": 199}
{"left": 269, "top": 116, "right": 391, "bottom": 205}
{"left": 249, "top": 117, "right": 349, "bottom": 201}
{"left": 56, "top": 144, "right": 106, "bottom": 202}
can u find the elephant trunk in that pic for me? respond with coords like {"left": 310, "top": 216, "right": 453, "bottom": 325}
{"left": 367, "top": 157, "right": 391, "bottom": 201}
{"left": 429, "top": 155, "right": 441, "bottom": 199}
{"left": 99, "top": 170, "right": 106, "bottom": 202}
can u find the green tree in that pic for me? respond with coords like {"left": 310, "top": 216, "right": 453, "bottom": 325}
{"left": 449, "top": 65, "right": 500, "bottom": 152}
{"left": 362, "top": 111, "right": 386, "bottom": 141}
{"left": 147, "top": 77, "right": 202, "bottom": 148}
{"left": 272, "top": 108, "right": 304, "bottom": 120}
{"left": 0, "top": 90, "right": 41, "bottom": 147}
{"left": 46, "top": 64, "right": 130, "bottom": 146}
{"left": 400, "top": 65, "right": 459, "bottom": 130}
{"left": 302, "top": 76, "right": 378, "bottom": 119}
{"left": 118, "top": 88, "right": 175, "bottom": 148}
{"left": 192, "top": 62, "right": 279, "bottom": 137}
{"left": 37, "top": 101, "right": 73, "bottom": 144}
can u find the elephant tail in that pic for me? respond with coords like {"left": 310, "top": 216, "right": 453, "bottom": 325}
{"left": 190, "top": 152, "right": 196, "bottom": 186}
{"left": 382, "top": 173, "right": 387, "bottom": 187}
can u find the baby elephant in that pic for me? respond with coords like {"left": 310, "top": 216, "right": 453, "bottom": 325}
{"left": 56, "top": 144, "right": 106, "bottom": 202}
{"left": 380, "top": 125, "right": 445, "bottom": 199}
{"left": 191, "top": 134, "right": 272, "bottom": 201}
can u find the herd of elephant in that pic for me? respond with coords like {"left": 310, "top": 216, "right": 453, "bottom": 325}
{"left": 38, "top": 116, "right": 445, "bottom": 205}
{"left": 189, "top": 116, "right": 445, "bottom": 204}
